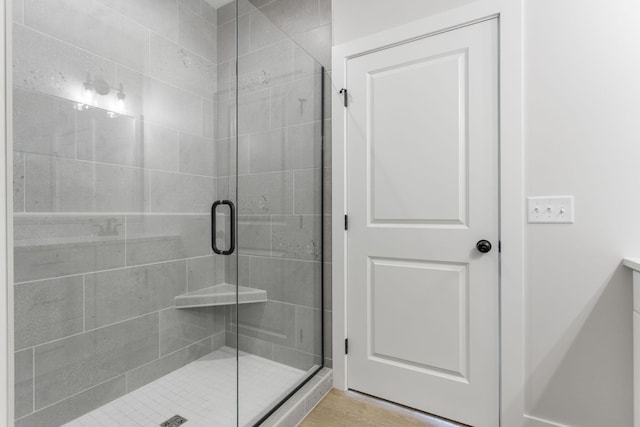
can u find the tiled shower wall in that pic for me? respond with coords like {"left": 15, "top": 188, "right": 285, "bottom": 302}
{"left": 12, "top": 0, "right": 225, "bottom": 425}
{"left": 250, "top": 0, "right": 333, "bottom": 371}
{"left": 214, "top": 0, "right": 333, "bottom": 371}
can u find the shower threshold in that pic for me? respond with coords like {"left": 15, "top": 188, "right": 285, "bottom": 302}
{"left": 63, "top": 347, "right": 307, "bottom": 427}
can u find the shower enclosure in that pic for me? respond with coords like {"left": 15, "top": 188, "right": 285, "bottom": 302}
{"left": 10, "top": 0, "right": 327, "bottom": 425}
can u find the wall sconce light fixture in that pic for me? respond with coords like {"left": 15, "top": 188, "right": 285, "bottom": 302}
{"left": 76, "top": 73, "right": 126, "bottom": 117}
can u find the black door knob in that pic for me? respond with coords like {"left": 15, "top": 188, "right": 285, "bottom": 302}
{"left": 476, "top": 240, "right": 492, "bottom": 253}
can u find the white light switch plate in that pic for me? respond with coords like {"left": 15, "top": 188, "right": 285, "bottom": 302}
{"left": 527, "top": 196, "right": 574, "bottom": 223}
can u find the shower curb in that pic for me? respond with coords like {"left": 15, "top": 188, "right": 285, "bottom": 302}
{"left": 260, "top": 368, "right": 333, "bottom": 427}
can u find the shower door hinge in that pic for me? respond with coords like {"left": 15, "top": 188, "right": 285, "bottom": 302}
{"left": 339, "top": 88, "right": 348, "bottom": 107}
{"left": 345, "top": 338, "right": 349, "bottom": 355}
{"left": 499, "top": 240, "right": 501, "bottom": 252}
{"left": 344, "top": 214, "right": 348, "bottom": 231}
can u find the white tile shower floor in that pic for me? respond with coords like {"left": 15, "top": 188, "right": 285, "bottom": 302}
{"left": 64, "top": 347, "right": 307, "bottom": 427}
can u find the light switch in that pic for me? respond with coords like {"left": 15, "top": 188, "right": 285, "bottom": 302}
{"left": 527, "top": 196, "right": 574, "bottom": 223}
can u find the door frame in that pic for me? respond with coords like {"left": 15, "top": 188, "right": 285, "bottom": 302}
{"left": 331, "top": 1, "right": 525, "bottom": 426}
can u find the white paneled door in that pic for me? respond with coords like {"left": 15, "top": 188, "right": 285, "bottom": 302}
{"left": 346, "top": 19, "right": 499, "bottom": 427}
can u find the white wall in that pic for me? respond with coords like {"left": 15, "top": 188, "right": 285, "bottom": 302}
{"left": 333, "top": 0, "right": 640, "bottom": 425}
{"left": 332, "top": 0, "right": 478, "bottom": 45}
{"left": 524, "top": 0, "right": 640, "bottom": 425}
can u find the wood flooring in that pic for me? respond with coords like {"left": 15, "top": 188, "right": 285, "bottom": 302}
{"left": 299, "top": 389, "right": 463, "bottom": 427}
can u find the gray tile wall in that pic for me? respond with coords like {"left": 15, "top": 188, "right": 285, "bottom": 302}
{"left": 248, "top": 0, "right": 333, "bottom": 369}
{"left": 12, "top": 1, "right": 226, "bottom": 424}
{"left": 217, "top": 0, "right": 332, "bottom": 371}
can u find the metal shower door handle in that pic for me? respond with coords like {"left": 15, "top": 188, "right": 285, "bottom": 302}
{"left": 211, "top": 200, "right": 236, "bottom": 255}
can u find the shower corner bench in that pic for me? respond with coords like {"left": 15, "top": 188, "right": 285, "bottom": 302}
{"left": 175, "top": 283, "right": 267, "bottom": 308}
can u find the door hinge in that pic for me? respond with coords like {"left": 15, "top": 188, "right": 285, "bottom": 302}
{"left": 345, "top": 338, "right": 349, "bottom": 355}
{"left": 339, "top": 88, "right": 348, "bottom": 107}
{"left": 344, "top": 214, "right": 348, "bottom": 231}
{"left": 499, "top": 240, "right": 501, "bottom": 252}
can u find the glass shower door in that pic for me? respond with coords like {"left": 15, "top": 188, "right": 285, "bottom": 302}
{"left": 232, "top": 2, "right": 326, "bottom": 424}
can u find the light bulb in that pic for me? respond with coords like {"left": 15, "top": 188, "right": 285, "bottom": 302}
{"left": 82, "top": 81, "right": 95, "bottom": 105}
{"left": 115, "top": 89, "right": 126, "bottom": 113}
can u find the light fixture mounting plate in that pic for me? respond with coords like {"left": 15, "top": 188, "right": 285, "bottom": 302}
{"left": 93, "top": 78, "right": 111, "bottom": 95}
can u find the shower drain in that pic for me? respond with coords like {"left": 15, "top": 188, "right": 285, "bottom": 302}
{"left": 160, "top": 415, "right": 188, "bottom": 426}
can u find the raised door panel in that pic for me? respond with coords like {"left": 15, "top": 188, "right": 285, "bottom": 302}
{"left": 369, "top": 51, "right": 467, "bottom": 226}
{"left": 369, "top": 257, "right": 468, "bottom": 379}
